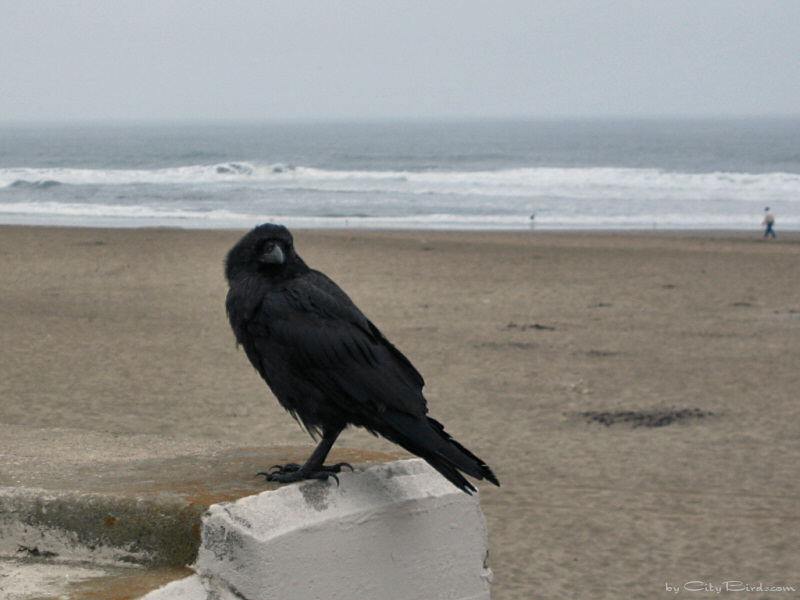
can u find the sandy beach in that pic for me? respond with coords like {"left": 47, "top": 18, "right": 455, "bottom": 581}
{"left": 1, "top": 225, "right": 798, "bottom": 599}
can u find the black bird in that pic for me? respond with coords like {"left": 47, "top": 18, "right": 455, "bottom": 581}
{"left": 225, "top": 223, "right": 499, "bottom": 494}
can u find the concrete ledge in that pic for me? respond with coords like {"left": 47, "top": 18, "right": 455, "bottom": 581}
{"left": 145, "top": 459, "right": 491, "bottom": 600}
{"left": 0, "top": 487, "right": 206, "bottom": 566}
{"left": 0, "top": 424, "right": 408, "bottom": 598}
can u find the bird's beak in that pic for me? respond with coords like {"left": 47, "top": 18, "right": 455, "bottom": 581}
{"left": 260, "top": 244, "right": 285, "bottom": 265}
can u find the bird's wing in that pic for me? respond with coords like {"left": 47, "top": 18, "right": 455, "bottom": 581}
{"left": 250, "top": 270, "right": 427, "bottom": 416}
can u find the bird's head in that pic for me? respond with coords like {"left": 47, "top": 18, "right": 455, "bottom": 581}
{"left": 225, "top": 223, "right": 308, "bottom": 282}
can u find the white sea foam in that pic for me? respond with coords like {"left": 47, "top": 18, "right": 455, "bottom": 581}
{"left": 0, "top": 162, "right": 261, "bottom": 187}
{"left": 3, "top": 163, "right": 799, "bottom": 202}
{"left": 0, "top": 199, "right": 795, "bottom": 231}
{"left": 2, "top": 162, "right": 799, "bottom": 230}
{"left": 0, "top": 200, "right": 232, "bottom": 219}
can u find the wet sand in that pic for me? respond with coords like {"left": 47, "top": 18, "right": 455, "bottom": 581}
{"left": 1, "top": 225, "right": 798, "bottom": 599}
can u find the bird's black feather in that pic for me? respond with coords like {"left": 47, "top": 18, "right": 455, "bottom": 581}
{"left": 225, "top": 223, "right": 499, "bottom": 493}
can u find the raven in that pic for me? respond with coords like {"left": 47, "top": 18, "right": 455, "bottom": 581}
{"left": 225, "top": 223, "right": 499, "bottom": 494}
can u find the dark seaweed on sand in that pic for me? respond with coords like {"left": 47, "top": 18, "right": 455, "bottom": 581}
{"left": 581, "top": 407, "right": 712, "bottom": 428}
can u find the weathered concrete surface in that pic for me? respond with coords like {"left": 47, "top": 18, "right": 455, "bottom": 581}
{"left": 0, "top": 560, "right": 192, "bottom": 600}
{"left": 144, "top": 459, "right": 492, "bottom": 600}
{"left": 0, "top": 424, "right": 401, "bottom": 599}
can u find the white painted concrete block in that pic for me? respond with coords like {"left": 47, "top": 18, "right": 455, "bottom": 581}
{"left": 143, "top": 458, "right": 492, "bottom": 600}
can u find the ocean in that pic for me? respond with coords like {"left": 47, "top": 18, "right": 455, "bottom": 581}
{"left": 1, "top": 118, "right": 799, "bottom": 230}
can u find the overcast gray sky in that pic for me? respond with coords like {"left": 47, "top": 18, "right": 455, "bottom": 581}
{"left": 1, "top": 1, "right": 798, "bottom": 123}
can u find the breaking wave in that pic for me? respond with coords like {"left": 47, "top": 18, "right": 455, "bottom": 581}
{"left": 2, "top": 163, "right": 800, "bottom": 204}
{"left": 2, "top": 161, "right": 799, "bottom": 230}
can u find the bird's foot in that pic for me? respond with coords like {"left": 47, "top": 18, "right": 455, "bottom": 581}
{"left": 257, "top": 462, "right": 353, "bottom": 485}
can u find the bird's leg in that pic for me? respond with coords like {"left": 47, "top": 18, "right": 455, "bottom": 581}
{"left": 258, "top": 429, "right": 353, "bottom": 484}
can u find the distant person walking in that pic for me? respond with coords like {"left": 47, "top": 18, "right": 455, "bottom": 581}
{"left": 763, "top": 207, "right": 776, "bottom": 238}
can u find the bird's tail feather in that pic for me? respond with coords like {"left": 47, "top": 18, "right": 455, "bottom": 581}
{"left": 380, "top": 412, "right": 499, "bottom": 494}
